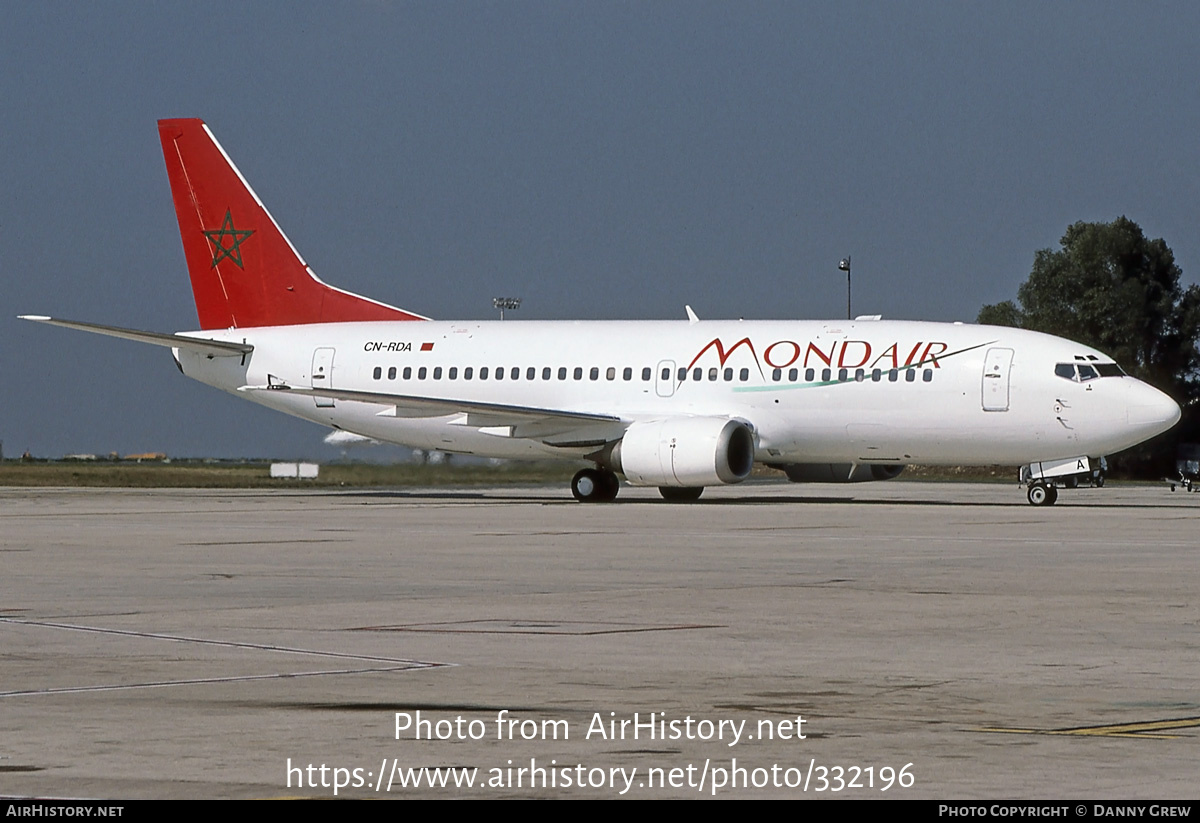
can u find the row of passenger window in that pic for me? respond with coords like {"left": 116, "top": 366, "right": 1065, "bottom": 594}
{"left": 372, "top": 365, "right": 650, "bottom": 382}
{"left": 370, "top": 364, "right": 935, "bottom": 384}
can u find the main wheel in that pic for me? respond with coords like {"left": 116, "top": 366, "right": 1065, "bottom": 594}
{"left": 572, "top": 468, "right": 619, "bottom": 502}
{"left": 1027, "top": 482, "right": 1058, "bottom": 506}
{"left": 572, "top": 469, "right": 600, "bottom": 502}
{"left": 659, "top": 486, "right": 704, "bottom": 502}
{"left": 598, "top": 469, "right": 621, "bottom": 501}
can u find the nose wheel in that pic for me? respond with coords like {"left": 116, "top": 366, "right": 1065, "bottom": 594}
{"left": 1026, "top": 482, "right": 1058, "bottom": 506}
{"left": 572, "top": 468, "right": 620, "bottom": 502}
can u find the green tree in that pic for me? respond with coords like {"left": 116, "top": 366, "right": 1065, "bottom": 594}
{"left": 979, "top": 217, "right": 1200, "bottom": 472}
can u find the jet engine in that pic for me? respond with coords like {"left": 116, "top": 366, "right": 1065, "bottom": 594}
{"left": 612, "top": 417, "right": 755, "bottom": 487}
{"left": 773, "top": 463, "right": 905, "bottom": 483}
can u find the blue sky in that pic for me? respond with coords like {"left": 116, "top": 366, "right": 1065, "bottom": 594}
{"left": 5, "top": 2, "right": 1199, "bottom": 458}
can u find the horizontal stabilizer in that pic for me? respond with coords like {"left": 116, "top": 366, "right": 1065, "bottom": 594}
{"left": 19, "top": 316, "right": 253, "bottom": 357}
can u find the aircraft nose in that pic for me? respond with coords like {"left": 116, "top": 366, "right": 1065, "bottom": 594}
{"left": 1126, "top": 380, "right": 1182, "bottom": 434}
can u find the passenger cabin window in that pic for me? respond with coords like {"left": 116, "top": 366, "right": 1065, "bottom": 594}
{"left": 623, "top": 367, "right": 632, "bottom": 381}
{"left": 388, "top": 366, "right": 397, "bottom": 380}
{"left": 403, "top": 366, "right": 412, "bottom": 380}
{"left": 464, "top": 367, "right": 473, "bottom": 380}
{"left": 373, "top": 367, "right": 382, "bottom": 380}
{"left": 559, "top": 367, "right": 568, "bottom": 380}
{"left": 641, "top": 367, "right": 652, "bottom": 381}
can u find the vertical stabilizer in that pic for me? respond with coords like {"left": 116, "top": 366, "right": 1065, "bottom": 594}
{"left": 158, "top": 118, "right": 427, "bottom": 329}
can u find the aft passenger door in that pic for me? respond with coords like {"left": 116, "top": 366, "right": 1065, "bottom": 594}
{"left": 981, "top": 347, "right": 1014, "bottom": 412}
{"left": 311, "top": 347, "right": 336, "bottom": 408}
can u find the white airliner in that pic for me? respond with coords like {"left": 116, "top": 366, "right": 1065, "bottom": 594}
{"left": 21, "top": 119, "right": 1182, "bottom": 505}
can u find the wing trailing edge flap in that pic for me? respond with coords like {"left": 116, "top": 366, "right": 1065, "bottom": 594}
{"left": 240, "top": 382, "right": 627, "bottom": 442}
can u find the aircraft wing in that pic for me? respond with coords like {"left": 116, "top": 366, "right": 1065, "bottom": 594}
{"left": 19, "top": 316, "right": 253, "bottom": 358}
{"left": 239, "top": 382, "right": 624, "bottom": 438}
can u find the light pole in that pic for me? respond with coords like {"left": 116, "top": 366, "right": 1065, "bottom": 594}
{"left": 492, "top": 297, "right": 521, "bottom": 320}
{"left": 838, "top": 256, "right": 851, "bottom": 320}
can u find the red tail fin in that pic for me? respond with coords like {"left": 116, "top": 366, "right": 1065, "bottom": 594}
{"left": 158, "top": 118, "right": 427, "bottom": 329}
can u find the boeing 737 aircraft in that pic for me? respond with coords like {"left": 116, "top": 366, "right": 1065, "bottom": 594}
{"left": 22, "top": 119, "right": 1182, "bottom": 505}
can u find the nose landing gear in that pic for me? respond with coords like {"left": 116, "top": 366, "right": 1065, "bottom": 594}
{"left": 1026, "top": 481, "right": 1058, "bottom": 506}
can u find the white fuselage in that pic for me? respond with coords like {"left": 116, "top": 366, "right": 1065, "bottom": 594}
{"left": 175, "top": 318, "right": 1181, "bottom": 471}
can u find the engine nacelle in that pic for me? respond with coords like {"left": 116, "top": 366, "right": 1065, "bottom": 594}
{"left": 774, "top": 463, "right": 905, "bottom": 483}
{"left": 612, "top": 417, "right": 756, "bottom": 487}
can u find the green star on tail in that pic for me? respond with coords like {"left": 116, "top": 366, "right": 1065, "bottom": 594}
{"left": 203, "top": 210, "right": 254, "bottom": 268}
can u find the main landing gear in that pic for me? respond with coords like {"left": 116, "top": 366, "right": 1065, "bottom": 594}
{"left": 570, "top": 469, "right": 709, "bottom": 503}
{"left": 571, "top": 468, "right": 620, "bottom": 502}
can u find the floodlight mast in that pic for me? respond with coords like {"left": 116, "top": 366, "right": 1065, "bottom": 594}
{"left": 838, "top": 257, "right": 851, "bottom": 320}
{"left": 492, "top": 297, "right": 522, "bottom": 320}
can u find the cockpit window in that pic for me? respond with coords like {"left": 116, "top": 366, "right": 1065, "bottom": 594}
{"left": 1056, "top": 361, "right": 1125, "bottom": 381}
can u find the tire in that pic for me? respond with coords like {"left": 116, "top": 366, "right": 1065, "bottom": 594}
{"left": 572, "top": 469, "right": 602, "bottom": 502}
{"left": 573, "top": 468, "right": 620, "bottom": 503}
{"left": 1027, "top": 482, "right": 1057, "bottom": 506}
{"left": 598, "top": 470, "right": 621, "bottom": 501}
{"left": 659, "top": 486, "right": 704, "bottom": 502}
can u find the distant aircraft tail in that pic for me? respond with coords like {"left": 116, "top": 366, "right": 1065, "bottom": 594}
{"left": 157, "top": 118, "right": 427, "bottom": 329}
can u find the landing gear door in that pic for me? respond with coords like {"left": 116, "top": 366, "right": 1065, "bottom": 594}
{"left": 312, "top": 347, "right": 336, "bottom": 408}
{"left": 655, "top": 360, "right": 676, "bottom": 398}
{"left": 982, "top": 347, "right": 1014, "bottom": 412}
